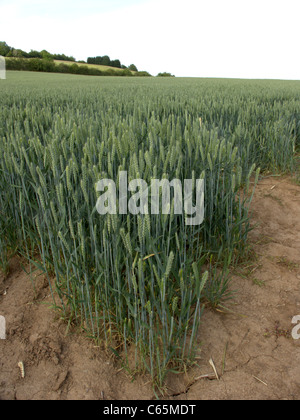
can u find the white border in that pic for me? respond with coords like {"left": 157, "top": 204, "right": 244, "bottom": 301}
{"left": 0, "top": 315, "right": 6, "bottom": 339}
{"left": 0, "top": 56, "right": 6, "bottom": 80}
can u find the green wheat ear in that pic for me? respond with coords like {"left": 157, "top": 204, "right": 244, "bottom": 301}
{"left": 172, "top": 296, "right": 179, "bottom": 313}
{"left": 164, "top": 251, "right": 174, "bottom": 280}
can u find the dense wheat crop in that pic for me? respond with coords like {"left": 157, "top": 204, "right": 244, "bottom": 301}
{"left": 0, "top": 72, "right": 299, "bottom": 389}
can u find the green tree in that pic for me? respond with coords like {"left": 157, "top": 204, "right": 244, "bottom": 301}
{"left": 0, "top": 41, "right": 11, "bottom": 56}
{"left": 40, "top": 50, "right": 53, "bottom": 60}
{"left": 157, "top": 72, "right": 175, "bottom": 77}
{"left": 128, "top": 64, "right": 138, "bottom": 72}
{"left": 7, "top": 48, "right": 25, "bottom": 58}
{"left": 68, "top": 63, "right": 79, "bottom": 74}
{"left": 28, "top": 50, "right": 42, "bottom": 59}
{"left": 101, "top": 55, "right": 111, "bottom": 66}
{"left": 111, "top": 59, "right": 121, "bottom": 68}
{"left": 135, "top": 71, "right": 152, "bottom": 77}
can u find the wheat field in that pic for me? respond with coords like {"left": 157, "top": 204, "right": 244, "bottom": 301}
{"left": 0, "top": 71, "right": 299, "bottom": 391}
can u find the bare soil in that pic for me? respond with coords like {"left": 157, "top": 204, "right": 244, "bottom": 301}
{"left": 1, "top": 176, "right": 300, "bottom": 400}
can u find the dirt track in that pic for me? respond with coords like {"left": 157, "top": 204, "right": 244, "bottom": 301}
{"left": 0, "top": 176, "right": 300, "bottom": 400}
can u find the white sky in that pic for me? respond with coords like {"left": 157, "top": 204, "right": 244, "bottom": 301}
{"left": 0, "top": 0, "right": 299, "bottom": 79}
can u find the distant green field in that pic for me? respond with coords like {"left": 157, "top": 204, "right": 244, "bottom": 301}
{"left": 1, "top": 70, "right": 144, "bottom": 85}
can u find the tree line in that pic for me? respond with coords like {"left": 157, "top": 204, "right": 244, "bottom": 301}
{"left": 0, "top": 42, "right": 138, "bottom": 71}
{"left": 5, "top": 58, "right": 152, "bottom": 77}
{"left": 0, "top": 41, "right": 174, "bottom": 77}
{"left": 87, "top": 56, "right": 138, "bottom": 72}
{"left": 0, "top": 41, "right": 76, "bottom": 62}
